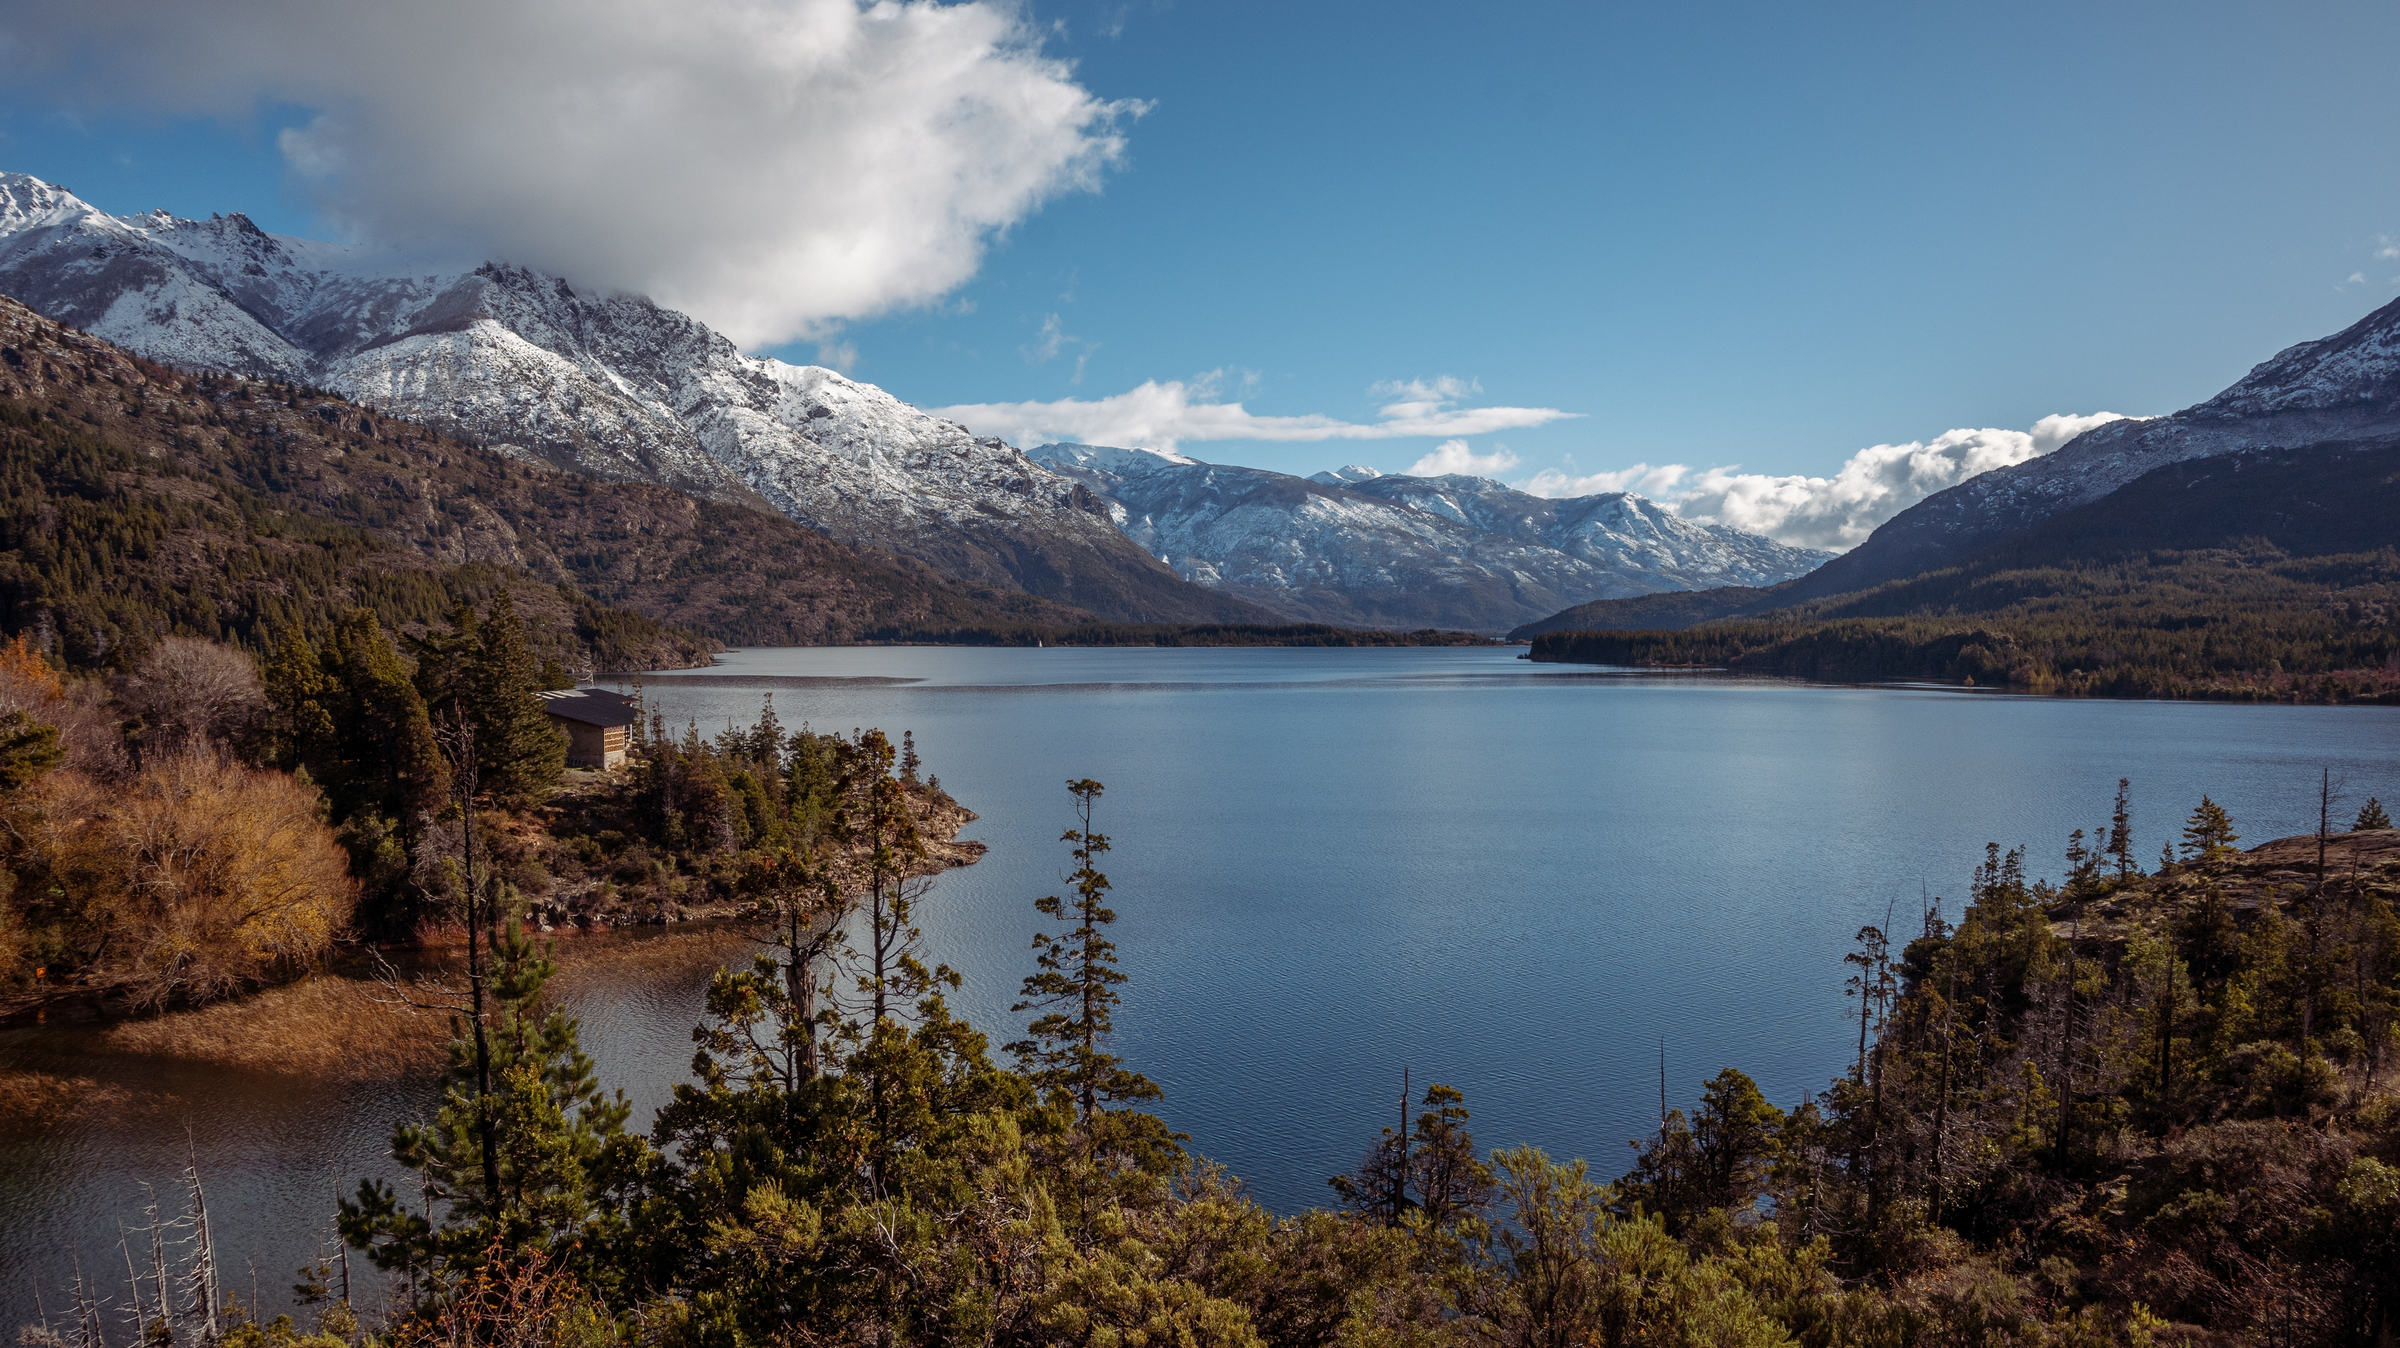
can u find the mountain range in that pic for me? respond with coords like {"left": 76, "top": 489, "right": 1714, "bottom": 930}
{"left": 0, "top": 173, "right": 1837, "bottom": 636}
{"left": 0, "top": 173, "right": 1262, "bottom": 625}
{"left": 1031, "top": 445, "right": 1829, "bottom": 631}
{"left": 1769, "top": 294, "right": 2400, "bottom": 603}
{"left": 1514, "top": 293, "right": 2400, "bottom": 689}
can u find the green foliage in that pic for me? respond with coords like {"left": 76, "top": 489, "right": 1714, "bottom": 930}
{"left": 341, "top": 921, "right": 648, "bottom": 1292}
{"left": 2179, "top": 795, "right": 2239, "bottom": 864}
{"left": 2359, "top": 797, "right": 2392, "bottom": 831}
{"left": 1010, "top": 778, "right": 1163, "bottom": 1138}
{"left": 466, "top": 590, "right": 567, "bottom": 806}
{"left": 1332, "top": 1082, "right": 1495, "bottom": 1230}
{"left": 266, "top": 610, "right": 449, "bottom": 841}
{"left": 0, "top": 709, "right": 62, "bottom": 791}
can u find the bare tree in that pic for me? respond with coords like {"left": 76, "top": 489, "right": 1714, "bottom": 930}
{"left": 114, "top": 638, "right": 266, "bottom": 763}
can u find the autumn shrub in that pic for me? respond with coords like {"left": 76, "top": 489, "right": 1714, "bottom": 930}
{"left": 0, "top": 632, "right": 124, "bottom": 777}
{"left": 114, "top": 634, "right": 266, "bottom": 762}
{"left": 8, "top": 754, "right": 357, "bottom": 1005}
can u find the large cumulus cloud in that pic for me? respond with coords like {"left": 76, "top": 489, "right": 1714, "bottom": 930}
{"left": 1, "top": 0, "right": 1138, "bottom": 346}
{"left": 1517, "top": 412, "right": 2128, "bottom": 551}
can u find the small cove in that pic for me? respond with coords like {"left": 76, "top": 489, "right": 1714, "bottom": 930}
{"left": 4, "top": 645, "right": 2394, "bottom": 1328}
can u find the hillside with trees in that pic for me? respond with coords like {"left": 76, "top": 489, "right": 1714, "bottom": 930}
{"left": 20, "top": 765, "right": 2390, "bottom": 1347}
{"left": 1522, "top": 441, "right": 2400, "bottom": 702}
{"left": 0, "top": 295, "right": 1096, "bottom": 667}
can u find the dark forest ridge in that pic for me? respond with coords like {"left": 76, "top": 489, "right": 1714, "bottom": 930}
{"left": 1512, "top": 295, "right": 2400, "bottom": 701}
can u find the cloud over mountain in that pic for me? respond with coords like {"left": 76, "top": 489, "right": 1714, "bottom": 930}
{"left": 0, "top": 0, "right": 1135, "bottom": 347}
{"left": 937, "top": 375, "right": 1576, "bottom": 451}
{"left": 1517, "top": 412, "right": 2128, "bottom": 552}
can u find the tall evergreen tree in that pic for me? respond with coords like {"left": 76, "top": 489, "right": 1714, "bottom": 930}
{"left": 320, "top": 609, "right": 449, "bottom": 826}
{"left": 1010, "top": 778, "right": 1162, "bottom": 1139}
{"left": 468, "top": 590, "right": 566, "bottom": 806}
{"left": 2107, "top": 777, "right": 2137, "bottom": 880}
{"left": 259, "top": 627, "right": 336, "bottom": 773}
{"left": 2358, "top": 797, "right": 2392, "bottom": 831}
{"left": 341, "top": 922, "right": 646, "bottom": 1288}
{"left": 409, "top": 602, "right": 480, "bottom": 728}
{"left": 2180, "top": 795, "right": 2239, "bottom": 865}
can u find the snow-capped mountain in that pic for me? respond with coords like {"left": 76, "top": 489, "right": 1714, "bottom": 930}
{"left": 0, "top": 173, "right": 1258, "bottom": 623}
{"left": 1031, "top": 445, "right": 1830, "bottom": 633}
{"left": 1790, "top": 293, "right": 2400, "bottom": 599}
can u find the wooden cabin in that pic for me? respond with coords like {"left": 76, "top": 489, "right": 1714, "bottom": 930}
{"left": 535, "top": 688, "right": 639, "bottom": 770}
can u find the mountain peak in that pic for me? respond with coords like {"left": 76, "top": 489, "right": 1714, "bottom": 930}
{"left": 1309, "top": 464, "right": 1383, "bottom": 485}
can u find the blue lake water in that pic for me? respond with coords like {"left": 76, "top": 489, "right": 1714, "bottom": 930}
{"left": 4, "top": 645, "right": 2395, "bottom": 1327}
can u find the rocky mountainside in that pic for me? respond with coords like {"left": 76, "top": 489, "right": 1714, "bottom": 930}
{"left": 0, "top": 173, "right": 1263, "bottom": 624}
{"left": 1783, "top": 293, "right": 2400, "bottom": 601}
{"left": 0, "top": 293, "right": 1095, "bottom": 663}
{"left": 1031, "top": 445, "right": 1828, "bottom": 632}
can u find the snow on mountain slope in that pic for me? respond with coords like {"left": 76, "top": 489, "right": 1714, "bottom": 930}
{"left": 1786, "top": 293, "right": 2400, "bottom": 600}
{"left": 0, "top": 173, "right": 1255, "bottom": 622}
{"left": 1032, "top": 444, "right": 1830, "bottom": 633}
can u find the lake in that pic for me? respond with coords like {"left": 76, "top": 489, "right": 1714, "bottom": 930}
{"left": 4, "top": 645, "right": 2394, "bottom": 1328}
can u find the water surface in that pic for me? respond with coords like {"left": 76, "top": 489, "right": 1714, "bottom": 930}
{"left": 4, "top": 646, "right": 2393, "bottom": 1327}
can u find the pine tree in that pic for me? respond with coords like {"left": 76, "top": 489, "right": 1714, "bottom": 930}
{"left": 2107, "top": 777, "right": 2137, "bottom": 880}
{"left": 1691, "top": 1068, "right": 1784, "bottom": 1215}
{"left": 409, "top": 602, "right": 479, "bottom": 727}
{"left": 322, "top": 610, "right": 449, "bottom": 826}
{"left": 468, "top": 590, "right": 566, "bottom": 806}
{"left": 1407, "top": 1083, "right": 1494, "bottom": 1228}
{"left": 0, "top": 711, "right": 62, "bottom": 791}
{"left": 2180, "top": 795, "right": 2239, "bottom": 865}
{"left": 260, "top": 628, "right": 336, "bottom": 773}
{"left": 341, "top": 922, "right": 643, "bottom": 1283}
{"left": 1009, "top": 778, "right": 1162, "bottom": 1139}
{"left": 2357, "top": 798, "right": 2392, "bottom": 831}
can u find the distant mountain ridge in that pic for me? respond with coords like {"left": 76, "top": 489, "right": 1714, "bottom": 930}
{"left": 1517, "top": 293, "right": 2400, "bottom": 638}
{"left": 1031, "top": 445, "right": 1829, "bottom": 633}
{"left": 1779, "top": 293, "right": 2400, "bottom": 602}
{"left": 0, "top": 173, "right": 1266, "bottom": 625}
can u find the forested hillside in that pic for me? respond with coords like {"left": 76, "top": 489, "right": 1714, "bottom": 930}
{"left": 1525, "top": 442, "right": 2400, "bottom": 701}
{"left": 0, "top": 296, "right": 1094, "bottom": 667}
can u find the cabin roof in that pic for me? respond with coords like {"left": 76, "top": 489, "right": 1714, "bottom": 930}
{"left": 535, "top": 687, "right": 640, "bottom": 729}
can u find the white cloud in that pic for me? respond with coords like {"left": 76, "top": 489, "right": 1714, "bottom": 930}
{"left": 0, "top": 0, "right": 1139, "bottom": 348}
{"left": 815, "top": 340, "right": 861, "bottom": 374}
{"left": 1515, "top": 412, "right": 2130, "bottom": 552}
{"left": 1404, "top": 439, "right": 1520, "bottom": 477}
{"left": 937, "top": 374, "right": 1576, "bottom": 451}
{"left": 2377, "top": 234, "right": 2400, "bottom": 260}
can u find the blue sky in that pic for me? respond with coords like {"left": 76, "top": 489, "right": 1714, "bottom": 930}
{"left": 6, "top": 0, "right": 2399, "bottom": 500}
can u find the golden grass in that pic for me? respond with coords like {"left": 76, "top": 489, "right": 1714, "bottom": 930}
{"left": 0, "top": 1069, "right": 141, "bottom": 1124}
{"left": 82, "top": 974, "right": 450, "bottom": 1079}
{"left": 545, "top": 922, "right": 761, "bottom": 996}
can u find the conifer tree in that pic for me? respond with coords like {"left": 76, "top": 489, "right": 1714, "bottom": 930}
{"left": 1691, "top": 1067, "right": 1784, "bottom": 1213}
{"left": 1408, "top": 1083, "right": 1494, "bottom": 1228}
{"left": 2107, "top": 777, "right": 2137, "bottom": 880}
{"left": 468, "top": 590, "right": 566, "bottom": 806}
{"left": 321, "top": 610, "right": 448, "bottom": 825}
{"left": 260, "top": 628, "right": 336, "bottom": 772}
{"left": 342, "top": 922, "right": 645, "bottom": 1283}
{"left": 2180, "top": 796, "right": 2239, "bottom": 865}
{"left": 2358, "top": 798, "right": 2392, "bottom": 831}
{"left": 0, "top": 711, "right": 62, "bottom": 791}
{"left": 409, "top": 602, "right": 479, "bottom": 727}
{"left": 1010, "top": 778, "right": 1161, "bottom": 1138}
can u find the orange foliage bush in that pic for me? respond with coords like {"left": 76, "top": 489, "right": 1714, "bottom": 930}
{"left": 11, "top": 756, "right": 358, "bottom": 1005}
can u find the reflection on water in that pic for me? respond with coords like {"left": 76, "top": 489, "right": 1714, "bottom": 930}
{"left": 6, "top": 646, "right": 2395, "bottom": 1329}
